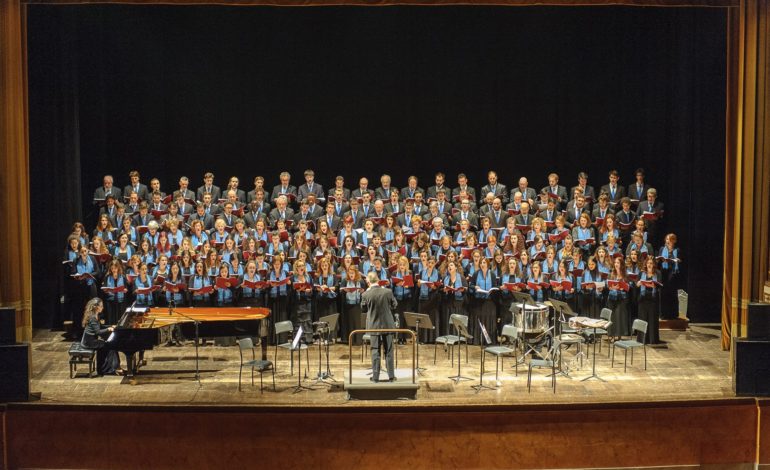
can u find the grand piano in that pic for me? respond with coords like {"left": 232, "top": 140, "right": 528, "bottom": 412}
{"left": 109, "top": 305, "right": 271, "bottom": 382}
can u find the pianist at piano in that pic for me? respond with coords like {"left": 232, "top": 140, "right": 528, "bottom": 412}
{"left": 80, "top": 298, "right": 122, "bottom": 376}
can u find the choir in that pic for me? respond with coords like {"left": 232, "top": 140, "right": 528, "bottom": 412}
{"left": 63, "top": 168, "right": 682, "bottom": 346}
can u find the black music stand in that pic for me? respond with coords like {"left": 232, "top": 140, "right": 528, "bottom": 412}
{"left": 404, "top": 312, "right": 432, "bottom": 376}
{"left": 580, "top": 319, "right": 607, "bottom": 383}
{"left": 471, "top": 320, "right": 495, "bottom": 393}
{"left": 545, "top": 299, "right": 583, "bottom": 378}
{"left": 291, "top": 326, "right": 315, "bottom": 394}
{"left": 447, "top": 317, "right": 473, "bottom": 383}
{"left": 313, "top": 313, "right": 339, "bottom": 385}
{"left": 168, "top": 302, "right": 201, "bottom": 384}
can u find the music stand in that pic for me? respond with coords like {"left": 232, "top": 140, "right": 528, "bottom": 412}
{"left": 313, "top": 314, "right": 339, "bottom": 384}
{"left": 290, "top": 326, "right": 315, "bottom": 394}
{"left": 511, "top": 291, "right": 537, "bottom": 307}
{"left": 447, "top": 316, "right": 473, "bottom": 383}
{"left": 404, "top": 312, "right": 433, "bottom": 376}
{"left": 471, "top": 320, "right": 496, "bottom": 393}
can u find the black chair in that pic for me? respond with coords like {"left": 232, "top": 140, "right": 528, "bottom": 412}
{"left": 611, "top": 319, "right": 648, "bottom": 373}
{"left": 274, "top": 320, "right": 310, "bottom": 376}
{"left": 68, "top": 342, "right": 97, "bottom": 379}
{"left": 237, "top": 338, "right": 275, "bottom": 393}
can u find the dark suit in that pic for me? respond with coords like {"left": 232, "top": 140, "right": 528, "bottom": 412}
{"left": 627, "top": 183, "right": 650, "bottom": 202}
{"left": 570, "top": 185, "right": 596, "bottom": 203}
{"left": 540, "top": 185, "right": 569, "bottom": 209}
{"left": 318, "top": 214, "right": 342, "bottom": 232}
{"left": 297, "top": 183, "right": 325, "bottom": 202}
{"left": 427, "top": 185, "right": 452, "bottom": 200}
{"left": 327, "top": 187, "right": 351, "bottom": 202}
{"left": 351, "top": 188, "right": 376, "bottom": 201}
{"left": 306, "top": 204, "right": 323, "bottom": 220}
{"left": 225, "top": 188, "right": 247, "bottom": 204}
{"left": 243, "top": 210, "right": 268, "bottom": 229}
{"left": 565, "top": 203, "right": 589, "bottom": 227}
{"left": 123, "top": 184, "right": 149, "bottom": 203}
{"left": 451, "top": 185, "right": 477, "bottom": 203}
{"left": 93, "top": 186, "right": 122, "bottom": 203}
{"left": 512, "top": 187, "right": 537, "bottom": 204}
{"left": 188, "top": 212, "right": 215, "bottom": 231}
{"left": 385, "top": 203, "right": 403, "bottom": 215}
{"left": 513, "top": 213, "right": 533, "bottom": 227}
{"left": 591, "top": 206, "right": 615, "bottom": 222}
{"left": 270, "top": 185, "right": 298, "bottom": 204}
{"left": 451, "top": 211, "right": 479, "bottom": 229}
{"left": 360, "top": 285, "right": 398, "bottom": 381}
{"left": 399, "top": 187, "right": 425, "bottom": 201}
{"left": 487, "top": 210, "right": 507, "bottom": 229}
{"left": 176, "top": 202, "right": 195, "bottom": 219}
{"left": 173, "top": 188, "right": 196, "bottom": 202}
{"left": 269, "top": 207, "right": 295, "bottom": 227}
{"left": 203, "top": 204, "right": 222, "bottom": 218}
{"left": 375, "top": 187, "right": 398, "bottom": 202}
{"left": 600, "top": 184, "right": 626, "bottom": 205}
{"left": 344, "top": 209, "right": 365, "bottom": 229}
{"left": 480, "top": 183, "right": 509, "bottom": 204}
{"left": 131, "top": 213, "right": 154, "bottom": 227}
{"left": 197, "top": 185, "right": 222, "bottom": 204}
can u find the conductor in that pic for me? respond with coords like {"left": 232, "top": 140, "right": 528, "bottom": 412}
{"left": 360, "top": 272, "right": 399, "bottom": 382}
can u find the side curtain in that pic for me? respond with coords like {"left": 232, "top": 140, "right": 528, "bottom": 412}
{"left": 723, "top": 0, "right": 770, "bottom": 350}
{"left": 0, "top": 0, "right": 32, "bottom": 342}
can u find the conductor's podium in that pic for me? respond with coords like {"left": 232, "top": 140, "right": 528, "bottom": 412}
{"left": 344, "top": 368, "right": 419, "bottom": 400}
{"left": 345, "top": 328, "right": 420, "bottom": 400}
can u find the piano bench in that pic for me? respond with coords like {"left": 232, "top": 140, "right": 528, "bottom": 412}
{"left": 68, "top": 342, "right": 97, "bottom": 379}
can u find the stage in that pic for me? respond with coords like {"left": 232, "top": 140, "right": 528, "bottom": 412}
{"left": 5, "top": 324, "right": 770, "bottom": 469}
{"left": 27, "top": 324, "right": 732, "bottom": 406}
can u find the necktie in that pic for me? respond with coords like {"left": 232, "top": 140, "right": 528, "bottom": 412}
{"left": 611, "top": 186, "right": 615, "bottom": 198}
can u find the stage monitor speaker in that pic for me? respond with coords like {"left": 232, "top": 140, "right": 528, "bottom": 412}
{"left": 0, "top": 343, "right": 30, "bottom": 402}
{"left": 733, "top": 338, "right": 770, "bottom": 396}
{"left": 0, "top": 307, "right": 16, "bottom": 345}
{"left": 747, "top": 302, "right": 770, "bottom": 339}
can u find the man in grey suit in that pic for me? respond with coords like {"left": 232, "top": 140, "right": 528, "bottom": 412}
{"left": 360, "top": 272, "right": 398, "bottom": 383}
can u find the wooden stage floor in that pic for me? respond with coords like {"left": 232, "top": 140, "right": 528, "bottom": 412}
{"left": 28, "top": 324, "right": 734, "bottom": 407}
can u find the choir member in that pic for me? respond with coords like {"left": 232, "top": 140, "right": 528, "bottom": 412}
{"left": 637, "top": 256, "right": 662, "bottom": 344}
{"left": 101, "top": 259, "right": 128, "bottom": 325}
{"left": 291, "top": 261, "right": 314, "bottom": 343}
{"left": 341, "top": 265, "right": 365, "bottom": 346}
{"left": 470, "top": 257, "right": 498, "bottom": 345}
{"left": 658, "top": 233, "right": 682, "bottom": 319}
{"left": 417, "top": 254, "right": 441, "bottom": 343}
{"left": 607, "top": 255, "right": 630, "bottom": 338}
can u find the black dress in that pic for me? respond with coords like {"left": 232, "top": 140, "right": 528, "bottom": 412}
{"left": 81, "top": 316, "right": 119, "bottom": 375}
{"left": 637, "top": 273, "right": 661, "bottom": 344}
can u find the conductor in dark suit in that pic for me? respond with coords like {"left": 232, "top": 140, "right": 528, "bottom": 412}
{"left": 360, "top": 272, "right": 398, "bottom": 382}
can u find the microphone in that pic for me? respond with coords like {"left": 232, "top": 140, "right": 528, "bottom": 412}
{"left": 169, "top": 299, "right": 175, "bottom": 316}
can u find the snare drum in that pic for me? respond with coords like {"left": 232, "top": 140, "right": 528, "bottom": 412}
{"left": 513, "top": 303, "right": 549, "bottom": 334}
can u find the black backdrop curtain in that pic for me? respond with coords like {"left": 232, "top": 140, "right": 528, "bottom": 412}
{"left": 27, "top": 5, "right": 726, "bottom": 326}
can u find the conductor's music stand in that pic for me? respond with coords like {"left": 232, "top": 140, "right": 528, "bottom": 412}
{"left": 471, "top": 320, "right": 496, "bottom": 393}
{"left": 448, "top": 316, "right": 473, "bottom": 383}
{"left": 290, "top": 326, "right": 315, "bottom": 394}
{"left": 404, "top": 312, "right": 432, "bottom": 376}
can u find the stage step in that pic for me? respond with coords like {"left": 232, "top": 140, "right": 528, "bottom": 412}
{"left": 661, "top": 318, "right": 690, "bottom": 331}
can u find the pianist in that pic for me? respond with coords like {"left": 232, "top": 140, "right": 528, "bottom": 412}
{"left": 81, "top": 297, "right": 123, "bottom": 376}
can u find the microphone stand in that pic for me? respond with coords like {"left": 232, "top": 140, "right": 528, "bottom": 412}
{"left": 168, "top": 300, "right": 201, "bottom": 384}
